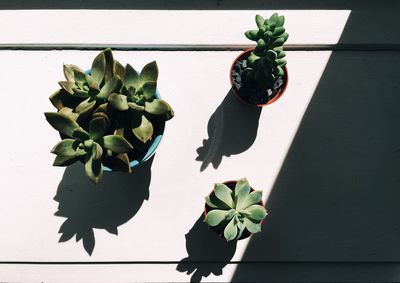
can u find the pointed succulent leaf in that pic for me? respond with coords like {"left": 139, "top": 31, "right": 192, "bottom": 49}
{"left": 51, "top": 139, "right": 79, "bottom": 156}
{"left": 141, "top": 82, "right": 157, "bottom": 100}
{"left": 103, "top": 48, "right": 115, "bottom": 82}
{"left": 58, "top": 81, "right": 76, "bottom": 94}
{"left": 241, "top": 190, "right": 263, "bottom": 210}
{"left": 269, "top": 13, "right": 279, "bottom": 25}
{"left": 72, "top": 127, "right": 90, "bottom": 141}
{"left": 76, "top": 98, "right": 96, "bottom": 114}
{"left": 255, "top": 15, "right": 265, "bottom": 28}
{"left": 108, "top": 93, "right": 129, "bottom": 111}
{"left": 45, "top": 112, "right": 79, "bottom": 137}
{"left": 276, "top": 15, "right": 285, "bottom": 27}
{"left": 105, "top": 153, "right": 132, "bottom": 173}
{"left": 224, "top": 218, "right": 238, "bottom": 241}
{"left": 236, "top": 219, "right": 246, "bottom": 239}
{"left": 243, "top": 218, "right": 262, "bottom": 233}
{"left": 85, "top": 74, "right": 100, "bottom": 90}
{"left": 89, "top": 116, "right": 109, "bottom": 140}
{"left": 85, "top": 155, "right": 103, "bottom": 185}
{"left": 128, "top": 101, "right": 145, "bottom": 112}
{"left": 124, "top": 64, "right": 140, "bottom": 88}
{"left": 63, "top": 64, "right": 83, "bottom": 82}
{"left": 49, "top": 90, "right": 67, "bottom": 110}
{"left": 102, "top": 135, "right": 133, "bottom": 154}
{"left": 225, "top": 209, "right": 236, "bottom": 221}
{"left": 114, "top": 60, "right": 125, "bottom": 79}
{"left": 205, "top": 195, "right": 219, "bottom": 208}
{"left": 204, "top": 209, "right": 228, "bottom": 227}
{"left": 235, "top": 178, "right": 251, "bottom": 209}
{"left": 97, "top": 75, "right": 122, "bottom": 100}
{"left": 140, "top": 61, "right": 158, "bottom": 84}
{"left": 132, "top": 115, "right": 153, "bottom": 143}
{"left": 53, "top": 154, "right": 81, "bottom": 166}
{"left": 281, "top": 32, "right": 289, "bottom": 42}
{"left": 91, "top": 142, "right": 103, "bottom": 160}
{"left": 145, "top": 99, "right": 174, "bottom": 120}
{"left": 73, "top": 68, "right": 89, "bottom": 86}
{"left": 244, "top": 30, "right": 259, "bottom": 41}
{"left": 243, "top": 205, "right": 267, "bottom": 221}
{"left": 58, "top": 107, "right": 78, "bottom": 121}
{"left": 214, "top": 183, "right": 234, "bottom": 208}
{"left": 272, "top": 26, "right": 285, "bottom": 36}
{"left": 91, "top": 52, "right": 106, "bottom": 85}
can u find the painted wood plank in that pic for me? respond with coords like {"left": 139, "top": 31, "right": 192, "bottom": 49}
{"left": 0, "top": 10, "right": 349, "bottom": 46}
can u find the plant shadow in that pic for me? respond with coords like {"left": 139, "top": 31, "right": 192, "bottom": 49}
{"left": 196, "top": 89, "right": 261, "bottom": 171}
{"left": 176, "top": 215, "right": 237, "bottom": 282}
{"left": 54, "top": 156, "right": 153, "bottom": 255}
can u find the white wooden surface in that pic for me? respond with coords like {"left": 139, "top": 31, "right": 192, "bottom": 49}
{"left": 0, "top": 10, "right": 349, "bottom": 46}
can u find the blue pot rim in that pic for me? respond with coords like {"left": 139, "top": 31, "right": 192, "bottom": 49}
{"left": 84, "top": 69, "right": 164, "bottom": 171}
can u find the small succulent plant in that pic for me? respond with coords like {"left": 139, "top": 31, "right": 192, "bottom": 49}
{"left": 243, "top": 13, "right": 288, "bottom": 90}
{"left": 204, "top": 178, "right": 267, "bottom": 241}
{"left": 45, "top": 49, "right": 174, "bottom": 184}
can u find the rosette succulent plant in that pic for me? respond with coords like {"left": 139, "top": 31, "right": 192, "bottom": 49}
{"left": 204, "top": 178, "right": 267, "bottom": 241}
{"left": 45, "top": 48, "right": 174, "bottom": 184}
{"left": 243, "top": 13, "right": 288, "bottom": 90}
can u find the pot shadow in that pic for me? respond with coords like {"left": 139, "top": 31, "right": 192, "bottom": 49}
{"left": 196, "top": 89, "right": 261, "bottom": 171}
{"left": 54, "top": 156, "right": 153, "bottom": 255}
{"left": 176, "top": 215, "right": 237, "bottom": 282}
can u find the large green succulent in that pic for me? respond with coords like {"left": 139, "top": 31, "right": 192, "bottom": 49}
{"left": 243, "top": 13, "right": 288, "bottom": 90}
{"left": 45, "top": 49, "right": 174, "bottom": 184}
{"left": 204, "top": 178, "right": 267, "bottom": 241}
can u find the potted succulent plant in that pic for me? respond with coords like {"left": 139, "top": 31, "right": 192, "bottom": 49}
{"left": 231, "top": 13, "right": 289, "bottom": 106}
{"left": 204, "top": 178, "right": 268, "bottom": 241}
{"left": 45, "top": 48, "right": 174, "bottom": 184}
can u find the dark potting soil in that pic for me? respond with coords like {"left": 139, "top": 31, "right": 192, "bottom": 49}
{"left": 232, "top": 58, "right": 284, "bottom": 105}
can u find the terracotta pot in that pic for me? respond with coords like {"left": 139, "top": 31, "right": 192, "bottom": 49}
{"left": 204, "top": 180, "right": 264, "bottom": 241}
{"left": 230, "top": 48, "right": 288, "bottom": 107}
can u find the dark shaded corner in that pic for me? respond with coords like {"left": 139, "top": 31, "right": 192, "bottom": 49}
{"left": 176, "top": 215, "right": 237, "bottom": 282}
{"left": 54, "top": 156, "right": 153, "bottom": 255}
{"left": 196, "top": 89, "right": 261, "bottom": 171}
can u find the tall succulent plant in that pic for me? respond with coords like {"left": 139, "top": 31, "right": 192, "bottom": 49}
{"left": 204, "top": 178, "right": 267, "bottom": 241}
{"left": 45, "top": 49, "right": 174, "bottom": 184}
{"left": 243, "top": 13, "right": 288, "bottom": 90}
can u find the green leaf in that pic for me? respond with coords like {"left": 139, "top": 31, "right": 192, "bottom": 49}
{"left": 85, "top": 155, "right": 103, "bottom": 185}
{"left": 103, "top": 48, "right": 114, "bottom": 82}
{"left": 235, "top": 178, "right": 251, "bottom": 210}
{"left": 58, "top": 107, "right": 78, "bottom": 121}
{"left": 140, "top": 61, "right": 158, "bottom": 83}
{"left": 51, "top": 139, "right": 79, "bottom": 156}
{"left": 49, "top": 90, "right": 66, "bottom": 110}
{"left": 123, "top": 64, "right": 139, "bottom": 88}
{"left": 281, "top": 32, "right": 289, "bottom": 42}
{"left": 108, "top": 93, "right": 129, "bottom": 111}
{"left": 114, "top": 60, "right": 125, "bottom": 79}
{"left": 224, "top": 218, "right": 238, "bottom": 241}
{"left": 132, "top": 115, "right": 153, "bottom": 143}
{"left": 276, "top": 15, "right": 285, "bottom": 27}
{"left": 91, "top": 142, "right": 103, "bottom": 160}
{"left": 243, "top": 218, "right": 262, "bottom": 233}
{"left": 58, "top": 81, "right": 76, "bottom": 94}
{"left": 214, "top": 183, "right": 234, "bottom": 208}
{"left": 272, "top": 26, "right": 285, "bottom": 36}
{"left": 105, "top": 153, "right": 131, "bottom": 173}
{"left": 89, "top": 116, "right": 109, "bottom": 140}
{"left": 277, "top": 50, "right": 286, "bottom": 59}
{"left": 243, "top": 205, "right": 267, "bottom": 221}
{"left": 128, "top": 102, "right": 145, "bottom": 112}
{"left": 141, "top": 82, "right": 157, "bottom": 100}
{"left": 275, "top": 65, "right": 284, "bottom": 77}
{"left": 225, "top": 209, "right": 236, "bottom": 221}
{"left": 236, "top": 218, "right": 246, "bottom": 239}
{"left": 205, "top": 196, "right": 219, "bottom": 208}
{"left": 244, "top": 30, "right": 259, "bottom": 41}
{"left": 91, "top": 52, "right": 106, "bottom": 85}
{"left": 257, "top": 38, "right": 267, "bottom": 49}
{"left": 97, "top": 76, "right": 122, "bottom": 100}
{"left": 271, "top": 37, "right": 285, "bottom": 48}
{"left": 102, "top": 135, "right": 133, "bottom": 154}
{"left": 269, "top": 13, "right": 279, "bottom": 25}
{"left": 76, "top": 98, "right": 96, "bottom": 114}
{"left": 204, "top": 209, "right": 228, "bottom": 227}
{"left": 255, "top": 15, "right": 265, "bottom": 28}
{"left": 53, "top": 154, "right": 81, "bottom": 166}
{"left": 44, "top": 112, "right": 80, "bottom": 137}
{"left": 63, "top": 64, "right": 82, "bottom": 82}
{"left": 276, "top": 59, "right": 287, "bottom": 67}
{"left": 72, "top": 127, "right": 91, "bottom": 141}
{"left": 144, "top": 99, "right": 174, "bottom": 120}
{"left": 241, "top": 190, "right": 263, "bottom": 210}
